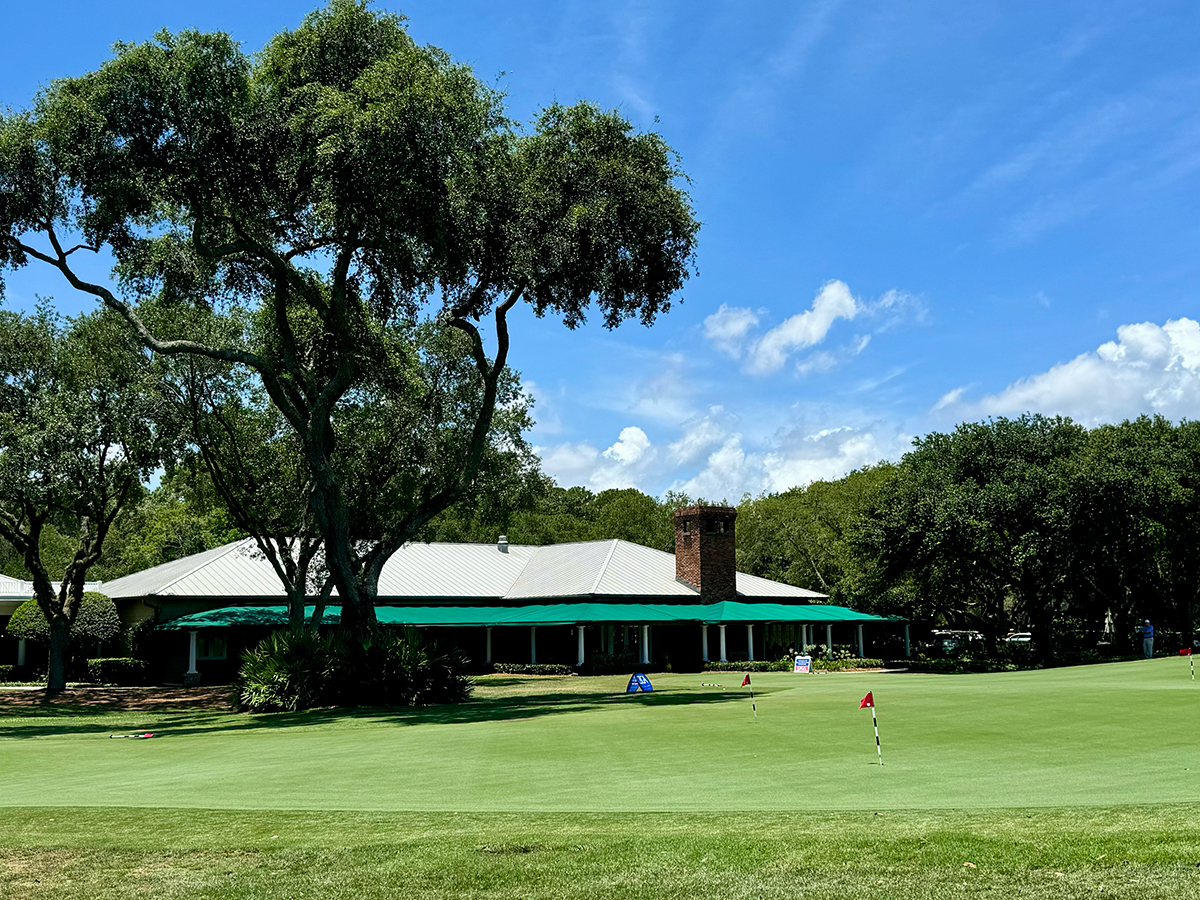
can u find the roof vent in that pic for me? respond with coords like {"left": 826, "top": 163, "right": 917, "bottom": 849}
{"left": 497, "top": 535, "right": 509, "bottom": 553}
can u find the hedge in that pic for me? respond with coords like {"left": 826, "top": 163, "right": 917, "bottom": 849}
{"left": 704, "top": 658, "right": 886, "bottom": 673}
{"left": 86, "top": 658, "right": 150, "bottom": 686}
{"left": 0, "top": 664, "right": 14, "bottom": 682}
{"left": 487, "top": 663, "right": 574, "bottom": 676}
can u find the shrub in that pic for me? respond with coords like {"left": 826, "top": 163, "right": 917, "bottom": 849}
{"left": 234, "top": 627, "right": 473, "bottom": 712}
{"left": 580, "top": 652, "right": 638, "bottom": 676}
{"left": 5, "top": 593, "right": 120, "bottom": 647}
{"left": 812, "top": 657, "right": 884, "bottom": 671}
{"left": 704, "top": 656, "right": 886, "bottom": 673}
{"left": 0, "top": 664, "right": 14, "bottom": 682}
{"left": 234, "top": 629, "right": 339, "bottom": 712}
{"left": 86, "top": 658, "right": 149, "bottom": 686}
{"left": 488, "top": 663, "right": 574, "bottom": 676}
{"left": 704, "top": 659, "right": 792, "bottom": 672}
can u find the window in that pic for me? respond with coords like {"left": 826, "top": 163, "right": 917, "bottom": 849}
{"left": 197, "top": 633, "right": 227, "bottom": 660}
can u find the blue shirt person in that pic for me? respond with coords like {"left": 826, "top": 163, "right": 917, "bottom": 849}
{"left": 1142, "top": 620, "right": 1154, "bottom": 659}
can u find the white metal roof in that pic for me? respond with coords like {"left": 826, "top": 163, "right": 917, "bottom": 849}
{"left": 100, "top": 537, "right": 827, "bottom": 603}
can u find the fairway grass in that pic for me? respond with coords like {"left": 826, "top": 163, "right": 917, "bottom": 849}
{"left": 2, "top": 659, "right": 1199, "bottom": 897}
{"left": 2, "top": 806, "right": 1198, "bottom": 899}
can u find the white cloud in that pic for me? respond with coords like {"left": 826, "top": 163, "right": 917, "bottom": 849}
{"left": 704, "top": 281, "right": 921, "bottom": 376}
{"left": 936, "top": 317, "right": 1200, "bottom": 424}
{"left": 760, "top": 426, "right": 910, "bottom": 493}
{"left": 667, "top": 409, "right": 731, "bottom": 465}
{"left": 703, "top": 305, "right": 760, "bottom": 358}
{"left": 602, "top": 426, "right": 651, "bottom": 465}
{"left": 748, "top": 280, "right": 860, "bottom": 374}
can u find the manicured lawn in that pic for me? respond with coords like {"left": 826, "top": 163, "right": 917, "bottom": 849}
{"left": 2, "top": 658, "right": 1198, "bottom": 897}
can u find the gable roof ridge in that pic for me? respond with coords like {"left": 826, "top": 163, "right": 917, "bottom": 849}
{"left": 587, "top": 539, "right": 622, "bottom": 596}
{"left": 499, "top": 542, "right": 542, "bottom": 598}
{"left": 151, "top": 538, "right": 253, "bottom": 596}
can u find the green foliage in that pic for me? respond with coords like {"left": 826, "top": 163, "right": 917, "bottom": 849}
{"left": 234, "top": 629, "right": 339, "bottom": 712}
{"left": 0, "top": 664, "right": 14, "bottom": 681}
{"left": 85, "top": 657, "right": 149, "bottom": 685}
{"left": 580, "top": 652, "right": 639, "bottom": 676}
{"left": 703, "top": 659, "right": 792, "bottom": 672}
{"left": 736, "top": 465, "right": 896, "bottom": 608}
{"left": 426, "top": 484, "right": 687, "bottom": 550}
{"left": 5, "top": 599, "right": 47, "bottom": 642}
{"left": 234, "top": 627, "right": 472, "bottom": 712}
{"left": 5, "top": 593, "right": 119, "bottom": 648}
{"left": 0, "top": 1, "right": 699, "bottom": 638}
{"left": 487, "top": 663, "right": 574, "bottom": 676}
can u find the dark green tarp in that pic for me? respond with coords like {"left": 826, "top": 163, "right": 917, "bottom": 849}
{"left": 158, "top": 601, "right": 889, "bottom": 630}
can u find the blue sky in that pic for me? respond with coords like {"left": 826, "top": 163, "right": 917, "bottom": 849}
{"left": 3, "top": 1, "right": 1198, "bottom": 500}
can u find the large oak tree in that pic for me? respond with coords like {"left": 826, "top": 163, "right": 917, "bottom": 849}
{"left": 0, "top": 1, "right": 698, "bottom": 638}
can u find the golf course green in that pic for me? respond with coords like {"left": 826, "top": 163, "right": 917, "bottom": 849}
{"left": 2, "top": 658, "right": 1198, "bottom": 898}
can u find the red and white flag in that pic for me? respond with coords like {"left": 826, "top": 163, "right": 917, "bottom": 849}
{"left": 741, "top": 673, "right": 752, "bottom": 687}
{"left": 859, "top": 691, "right": 874, "bottom": 709}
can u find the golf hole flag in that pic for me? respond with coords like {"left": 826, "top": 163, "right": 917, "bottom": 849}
{"left": 859, "top": 692, "right": 882, "bottom": 765}
{"left": 626, "top": 673, "right": 654, "bottom": 693}
{"left": 742, "top": 673, "right": 757, "bottom": 719}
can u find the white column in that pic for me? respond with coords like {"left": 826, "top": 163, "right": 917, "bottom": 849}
{"left": 824, "top": 623, "right": 833, "bottom": 660}
{"left": 640, "top": 624, "right": 650, "bottom": 665}
{"left": 16, "top": 638, "right": 26, "bottom": 667}
{"left": 485, "top": 626, "right": 493, "bottom": 664}
{"left": 719, "top": 624, "right": 728, "bottom": 662}
{"left": 856, "top": 623, "right": 864, "bottom": 658}
{"left": 804, "top": 624, "right": 811, "bottom": 649}
{"left": 576, "top": 625, "right": 586, "bottom": 667}
{"left": 904, "top": 623, "right": 911, "bottom": 658}
{"left": 187, "top": 629, "right": 199, "bottom": 675}
{"left": 701, "top": 625, "right": 709, "bottom": 662}
{"left": 607, "top": 625, "right": 615, "bottom": 655}
{"left": 746, "top": 624, "right": 755, "bottom": 661}
{"left": 530, "top": 626, "right": 537, "bottom": 664}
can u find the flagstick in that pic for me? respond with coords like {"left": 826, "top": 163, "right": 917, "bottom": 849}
{"left": 1191, "top": 652, "right": 1194, "bottom": 682}
{"left": 872, "top": 706, "right": 882, "bottom": 766}
{"left": 749, "top": 683, "right": 757, "bottom": 721}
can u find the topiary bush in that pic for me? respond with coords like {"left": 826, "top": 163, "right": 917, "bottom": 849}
{"left": 86, "top": 658, "right": 149, "bottom": 686}
{"left": 5, "top": 593, "right": 120, "bottom": 648}
{"left": 233, "top": 627, "right": 473, "bottom": 712}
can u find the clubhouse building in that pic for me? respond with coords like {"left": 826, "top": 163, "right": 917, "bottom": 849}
{"left": 3, "top": 506, "right": 903, "bottom": 682}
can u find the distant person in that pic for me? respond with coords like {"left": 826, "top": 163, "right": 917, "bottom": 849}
{"left": 1142, "top": 620, "right": 1154, "bottom": 659}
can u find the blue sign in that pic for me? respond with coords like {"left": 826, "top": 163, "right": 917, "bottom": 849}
{"left": 626, "top": 673, "right": 654, "bottom": 693}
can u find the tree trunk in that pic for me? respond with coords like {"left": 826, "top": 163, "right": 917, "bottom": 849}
{"left": 46, "top": 616, "right": 70, "bottom": 692}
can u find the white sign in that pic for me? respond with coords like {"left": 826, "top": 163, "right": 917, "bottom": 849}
{"left": 794, "top": 655, "right": 811, "bottom": 674}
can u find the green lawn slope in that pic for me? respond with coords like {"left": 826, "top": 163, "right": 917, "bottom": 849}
{"left": 3, "top": 658, "right": 1197, "bottom": 811}
{"left": 2, "top": 658, "right": 1198, "bottom": 899}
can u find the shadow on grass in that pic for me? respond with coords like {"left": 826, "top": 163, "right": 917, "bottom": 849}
{"left": 0, "top": 685, "right": 754, "bottom": 740}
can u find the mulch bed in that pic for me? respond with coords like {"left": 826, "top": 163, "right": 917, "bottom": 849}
{"left": 0, "top": 685, "right": 231, "bottom": 711}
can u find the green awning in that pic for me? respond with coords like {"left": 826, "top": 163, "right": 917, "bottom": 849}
{"left": 158, "top": 601, "right": 889, "bottom": 630}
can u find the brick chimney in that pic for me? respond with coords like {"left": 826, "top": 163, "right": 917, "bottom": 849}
{"left": 674, "top": 505, "right": 737, "bottom": 603}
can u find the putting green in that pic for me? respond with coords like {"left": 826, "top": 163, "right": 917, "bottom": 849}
{"left": 2, "top": 657, "right": 1197, "bottom": 812}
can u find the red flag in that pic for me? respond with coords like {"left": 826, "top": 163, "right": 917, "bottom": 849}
{"left": 741, "top": 673, "right": 751, "bottom": 687}
{"left": 859, "top": 691, "right": 874, "bottom": 709}
{"left": 1181, "top": 648, "right": 1193, "bottom": 656}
